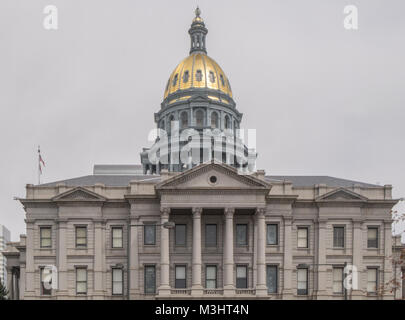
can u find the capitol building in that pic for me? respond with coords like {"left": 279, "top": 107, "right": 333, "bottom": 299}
{"left": 4, "top": 8, "right": 404, "bottom": 300}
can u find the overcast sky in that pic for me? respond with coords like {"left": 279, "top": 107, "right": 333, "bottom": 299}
{"left": 1, "top": 0, "right": 404, "bottom": 241}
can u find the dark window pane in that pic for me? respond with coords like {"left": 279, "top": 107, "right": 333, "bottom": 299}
{"left": 205, "top": 224, "right": 217, "bottom": 246}
{"left": 367, "top": 228, "right": 378, "bottom": 248}
{"left": 144, "top": 225, "right": 156, "bottom": 245}
{"left": 175, "top": 266, "right": 186, "bottom": 288}
{"left": 236, "top": 224, "right": 248, "bottom": 246}
{"left": 145, "top": 266, "right": 156, "bottom": 294}
{"left": 175, "top": 225, "right": 186, "bottom": 246}
{"left": 267, "top": 266, "right": 278, "bottom": 293}
{"left": 333, "top": 227, "right": 345, "bottom": 248}
{"left": 267, "top": 224, "right": 278, "bottom": 245}
{"left": 236, "top": 266, "right": 247, "bottom": 288}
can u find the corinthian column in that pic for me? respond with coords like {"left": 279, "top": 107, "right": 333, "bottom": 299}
{"left": 158, "top": 207, "right": 171, "bottom": 296}
{"left": 191, "top": 207, "right": 203, "bottom": 296}
{"left": 255, "top": 207, "right": 267, "bottom": 296}
{"left": 223, "top": 207, "right": 235, "bottom": 296}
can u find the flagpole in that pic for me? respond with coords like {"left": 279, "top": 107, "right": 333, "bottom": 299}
{"left": 38, "top": 146, "right": 41, "bottom": 185}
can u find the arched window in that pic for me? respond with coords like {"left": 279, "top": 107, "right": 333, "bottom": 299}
{"left": 159, "top": 120, "right": 165, "bottom": 130}
{"left": 225, "top": 115, "right": 230, "bottom": 129}
{"left": 180, "top": 111, "right": 188, "bottom": 129}
{"left": 183, "top": 71, "right": 189, "bottom": 83}
{"left": 211, "top": 112, "right": 219, "bottom": 129}
{"left": 234, "top": 120, "right": 238, "bottom": 130}
{"left": 195, "top": 109, "right": 204, "bottom": 127}
{"left": 195, "top": 70, "right": 203, "bottom": 82}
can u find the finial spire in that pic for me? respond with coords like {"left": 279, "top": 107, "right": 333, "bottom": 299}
{"left": 195, "top": 6, "right": 201, "bottom": 17}
{"left": 189, "top": 7, "right": 208, "bottom": 54}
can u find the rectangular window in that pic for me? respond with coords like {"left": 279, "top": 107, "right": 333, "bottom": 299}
{"left": 205, "top": 224, "right": 217, "bottom": 247}
{"left": 175, "top": 224, "right": 186, "bottom": 246}
{"left": 112, "top": 227, "right": 123, "bottom": 248}
{"left": 175, "top": 265, "right": 187, "bottom": 289}
{"left": 236, "top": 224, "right": 248, "bottom": 246}
{"left": 112, "top": 268, "right": 123, "bottom": 295}
{"left": 333, "top": 226, "right": 345, "bottom": 248}
{"left": 266, "top": 265, "right": 278, "bottom": 294}
{"left": 367, "top": 227, "right": 378, "bottom": 248}
{"left": 40, "top": 267, "right": 52, "bottom": 295}
{"left": 40, "top": 227, "right": 52, "bottom": 248}
{"left": 76, "top": 268, "right": 87, "bottom": 294}
{"left": 297, "top": 268, "right": 308, "bottom": 295}
{"left": 144, "top": 225, "right": 156, "bottom": 245}
{"left": 144, "top": 265, "right": 156, "bottom": 294}
{"left": 297, "top": 227, "right": 308, "bottom": 248}
{"left": 236, "top": 265, "right": 248, "bottom": 289}
{"left": 267, "top": 224, "right": 278, "bottom": 245}
{"left": 75, "top": 226, "right": 87, "bottom": 248}
{"left": 333, "top": 267, "right": 344, "bottom": 294}
{"left": 367, "top": 268, "right": 378, "bottom": 293}
{"left": 206, "top": 266, "right": 217, "bottom": 289}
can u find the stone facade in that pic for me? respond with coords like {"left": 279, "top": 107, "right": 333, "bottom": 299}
{"left": 4, "top": 162, "right": 403, "bottom": 300}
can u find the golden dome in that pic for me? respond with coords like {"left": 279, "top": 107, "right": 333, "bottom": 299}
{"left": 163, "top": 53, "right": 233, "bottom": 100}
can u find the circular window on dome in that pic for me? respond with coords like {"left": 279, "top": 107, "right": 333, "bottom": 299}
{"left": 209, "top": 175, "right": 217, "bottom": 184}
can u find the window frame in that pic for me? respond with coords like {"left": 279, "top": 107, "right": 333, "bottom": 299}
{"left": 75, "top": 226, "right": 87, "bottom": 248}
{"left": 297, "top": 227, "right": 309, "bottom": 249}
{"left": 75, "top": 267, "right": 87, "bottom": 295}
{"left": 332, "top": 266, "right": 344, "bottom": 294}
{"left": 367, "top": 227, "right": 379, "bottom": 249}
{"left": 236, "top": 224, "right": 248, "bottom": 246}
{"left": 266, "top": 265, "right": 278, "bottom": 294}
{"left": 205, "top": 265, "right": 217, "bottom": 289}
{"left": 236, "top": 265, "right": 248, "bottom": 289}
{"left": 143, "top": 224, "right": 156, "bottom": 245}
{"left": 112, "top": 267, "right": 124, "bottom": 296}
{"left": 367, "top": 267, "right": 378, "bottom": 294}
{"left": 175, "top": 265, "right": 187, "bottom": 289}
{"left": 40, "top": 267, "right": 52, "bottom": 296}
{"left": 144, "top": 265, "right": 156, "bottom": 294}
{"left": 205, "top": 224, "right": 217, "bottom": 247}
{"left": 40, "top": 226, "right": 52, "bottom": 249}
{"left": 111, "top": 226, "right": 123, "bottom": 249}
{"left": 297, "top": 268, "right": 308, "bottom": 295}
{"left": 175, "top": 224, "right": 187, "bottom": 247}
{"left": 333, "top": 226, "right": 345, "bottom": 248}
{"left": 266, "top": 223, "right": 278, "bottom": 245}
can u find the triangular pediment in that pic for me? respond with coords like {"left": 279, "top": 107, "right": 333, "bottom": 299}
{"left": 189, "top": 95, "right": 211, "bottom": 102}
{"left": 156, "top": 161, "right": 270, "bottom": 192}
{"left": 52, "top": 187, "right": 106, "bottom": 202}
{"left": 316, "top": 188, "right": 368, "bottom": 201}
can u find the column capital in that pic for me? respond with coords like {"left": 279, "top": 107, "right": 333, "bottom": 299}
{"left": 192, "top": 207, "right": 203, "bottom": 218}
{"left": 224, "top": 207, "right": 235, "bottom": 218}
{"left": 255, "top": 207, "right": 266, "bottom": 218}
{"left": 160, "top": 207, "right": 171, "bottom": 218}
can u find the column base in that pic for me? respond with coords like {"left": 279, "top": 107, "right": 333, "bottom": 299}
{"left": 350, "top": 290, "right": 364, "bottom": 300}
{"left": 255, "top": 285, "right": 268, "bottom": 297}
{"left": 157, "top": 285, "right": 171, "bottom": 297}
{"left": 281, "top": 289, "right": 294, "bottom": 299}
{"left": 223, "top": 285, "right": 235, "bottom": 297}
{"left": 191, "top": 285, "right": 204, "bottom": 297}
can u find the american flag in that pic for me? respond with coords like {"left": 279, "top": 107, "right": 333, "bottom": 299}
{"left": 38, "top": 146, "right": 45, "bottom": 174}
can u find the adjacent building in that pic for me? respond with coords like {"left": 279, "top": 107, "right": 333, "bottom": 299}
{"left": 3, "top": 8, "right": 404, "bottom": 300}
{"left": 0, "top": 225, "right": 11, "bottom": 285}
